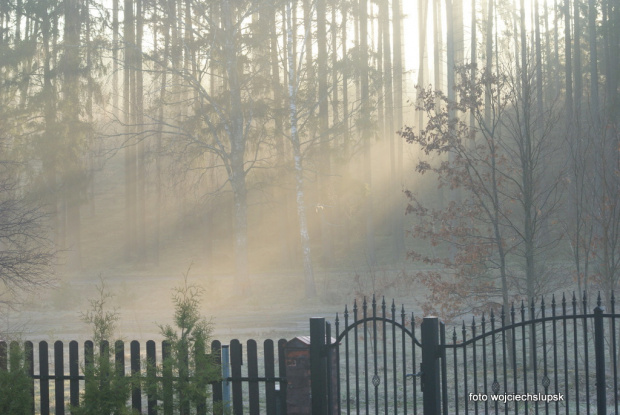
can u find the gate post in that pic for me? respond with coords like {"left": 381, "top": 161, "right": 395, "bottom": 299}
{"left": 594, "top": 304, "right": 606, "bottom": 415}
{"left": 421, "top": 316, "right": 441, "bottom": 415}
{"left": 310, "top": 318, "right": 327, "bottom": 415}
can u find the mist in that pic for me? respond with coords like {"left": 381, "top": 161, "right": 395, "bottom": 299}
{"left": 0, "top": 0, "right": 618, "bottom": 345}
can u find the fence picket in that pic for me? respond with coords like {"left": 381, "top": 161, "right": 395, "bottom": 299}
{"left": 211, "top": 340, "right": 222, "bottom": 414}
{"left": 84, "top": 339, "right": 93, "bottom": 415}
{"left": 551, "top": 296, "right": 560, "bottom": 415}
{"left": 481, "top": 315, "right": 487, "bottom": 414}
{"left": 277, "top": 339, "right": 287, "bottom": 415}
{"left": 230, "top": 339, "right": 243, "bottom": 414}
{"left": 54, "top": 341, "right": 64, "bottom": 415}
{"left": 247, "top": 340, "right": 259, "bottom": 415}
{"left": 411, "top": 313, "right": 417, "bottom": 414}
{"left": 9, "top": 341, "right": 19, "bottom": 369}
{"left": 195, "top": 338, "right": 206, "bottom": 415}
{"left": 439, "top": 324, "right": 447, "bottom": 415}
{"left": 562, "top": 295, "right": 569, "bottom": 415}
{"left": 26, "top": 341, "right": 34, "bottom": 414}
{"left": 69, "top": 340, "right": 79, "bottom": 410}
{"left": 461, "top": 322, "right": 467, "bottom": 415}
{"left": 146, "top": 340, "right": 157, "bottom": 415}
{"left": 531, "top": 300, "right": 539, "bottom": 414}
{"left": 112, "top": 339, "right": 122, "bottom": 410}
{"left": 39, "top": 341, "right": 49, "bottom": 415}
{"left": 500, "top": 308, "right": 508, "bottom": 415}
{"left": 594, "top": 303, "right": 606, "bottom": 415}
{"left": 572, "top": 294, "right": 579, "bottom": 412}
{"left": 101, "top": 340, "right": 111, "bottom": 394}
{"left": 612, "top": 293, "right": 618, "bottom": 413}
{"left": 131, "top": 340, "right": 141, "bottom": 412}
{"left": 264, "top": 340, "right": 276, "bottom": 415}
{"left": 162, "top": 340, "right": 172, "bottom": 415}
{"left": 179, "top": 339, "right": 189, "bottom": 415}
{"left": 540, "top": 299, "right": 549, "bottom": 415}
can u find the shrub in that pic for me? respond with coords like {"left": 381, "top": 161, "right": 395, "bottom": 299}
{"left": 148, "top": 274, "right": 220, "bottom": 414}
{"left": 0, "top": 342, "right": 33, "bottom": 415}
{"left": 73, "top": 278, "right": 137, "bottom": 415}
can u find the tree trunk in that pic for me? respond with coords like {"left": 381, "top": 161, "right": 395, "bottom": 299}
{"left": 393, "top": 0, "right": 406, "bottom": 260}
{"left": 271, "top": 4, "right": 291, "bottom": 268}
{"left": 573, "top": 0, "right": 583, "bottom": 123}
{"left": 453, "top": 0, "right": 464, "bottom": 75}
{"left": 564, "top": 0, "right": 573, "bottom": 119}
{"left": 287, "top": 0, "right": 316, "bottom": 298}
{"left": 534, "top": 0, "right": 544, "bottom": 118}
{"left": 222, "top": 0, "right": 250, "bottom": 294}
{"left": 84, "top": 0, "right": 96, "bottom": 217}
{"left": 42, "top": 10, "right": 58, "bottom": 253}
{"left": 588, "top": 0, "right": 599, "bottom": 120}
{"left": 553, "top": 0, "right": 560, "bottom": 93}
{"left": 342, "top": 6, "right": 350, "bottom": 160}
{"left": 317, "top": 0, "right": 333, "bottom": 268}
{"left": 470, "top": 0, "right": 477, "bottom": 134}
{"left": 417, "top": 0, "right": 429, "bottom": 133}
{"left": 63, "top": 0, "right": 82, "bottom": 270}
{"left": 543, "top": 0, "right": 553, "bottom": 102}
{"left": 124, "top": 0, "right": 137, "bottom": 262}
{"left": 520, "top": 0, "right": 537, "bottom": 368}
{"left": 485, "top": 0, "right": 493, "bottom": 125}
{"left": 360, "top": 0, "right": 376, "bottom": 266}
{"left": 136, "top": 0, "right": 146, "bottom": 264}
{"left": 231, "top": 170, "right": 249, "bottom": 294}
{"left": 113, "top": 0, "right": 119, "bottom": 116}
{"left": 380, "top": 0, "right": 397, "bottom": 260}
{"left": 520, "top": 0, "right": 535, "bottom": 303}
{"left": 433, "top": 0, "right": 443, "bottom": 96}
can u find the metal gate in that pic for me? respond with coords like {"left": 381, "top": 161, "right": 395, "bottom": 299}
{"left": 309, "top": 296, "right": 427, "bottom": 414}
{"left": 310, "top": 293, "right": 620, "bottom": 415}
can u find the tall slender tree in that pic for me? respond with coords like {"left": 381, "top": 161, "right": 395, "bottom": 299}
{"left": 136, "top": 0, "right": 146, "bottom": 263}
{"left": 317, "top": 0, "right": 333, "bottom": 267}
{"left": 286, "top": 0, "right": 317, "bottom": 297}
{"left": 360, "top": 0, "right": 376, "bottom": 265}
{"left": 62, "top": 0, "right": 83, "bottom": 270}
{"left": 564, "top": 0, "right": 573, "bottom": 119}
{"left": 124, "top": 0, "right": 137, "bottom": 262}
{"left": 393, "top": 0, "right": 406, "bottom": 259}
{"left": 587, "top": 0, "right": 599, "bottom": 120}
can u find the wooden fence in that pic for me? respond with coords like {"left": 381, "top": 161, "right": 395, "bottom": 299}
{"left": 0, "top": 338, "right": 288, "bottom": 415}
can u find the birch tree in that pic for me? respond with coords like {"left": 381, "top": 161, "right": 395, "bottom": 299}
{"left": 285, "top": 0, "right": 317, "bottom": 298}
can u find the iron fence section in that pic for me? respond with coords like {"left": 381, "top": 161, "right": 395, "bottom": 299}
{"left": 443, "top": 292, "right": 619, "bottom": 414}
{"left": 330, "top": 293, "right": 620, "bottom": 415}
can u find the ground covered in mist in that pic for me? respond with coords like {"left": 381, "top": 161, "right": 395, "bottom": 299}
{"left": 5, "top": 268, "right": 427, "bottom": 344}
{"left": 2, "top": 147, "right": 430, "bottom": 344}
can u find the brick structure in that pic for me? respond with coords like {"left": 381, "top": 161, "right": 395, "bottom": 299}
{"left": 285, "top": 335, "right": 338, "bottom": 415}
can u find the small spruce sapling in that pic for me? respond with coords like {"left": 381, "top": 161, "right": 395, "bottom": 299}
{"left": 150, "top": 273, "right": 220, "bottom": 414}
{"left": 74, "top": 278, "right": 137, "bottom": 415}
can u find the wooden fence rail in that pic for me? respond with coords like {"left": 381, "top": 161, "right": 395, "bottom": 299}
{"left": 0, "top": 339, "right": 288, "bottom": 415}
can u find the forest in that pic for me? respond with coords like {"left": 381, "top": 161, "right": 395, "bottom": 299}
{"left": 0, "top": 0, "right": 618, "bottom": 321}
